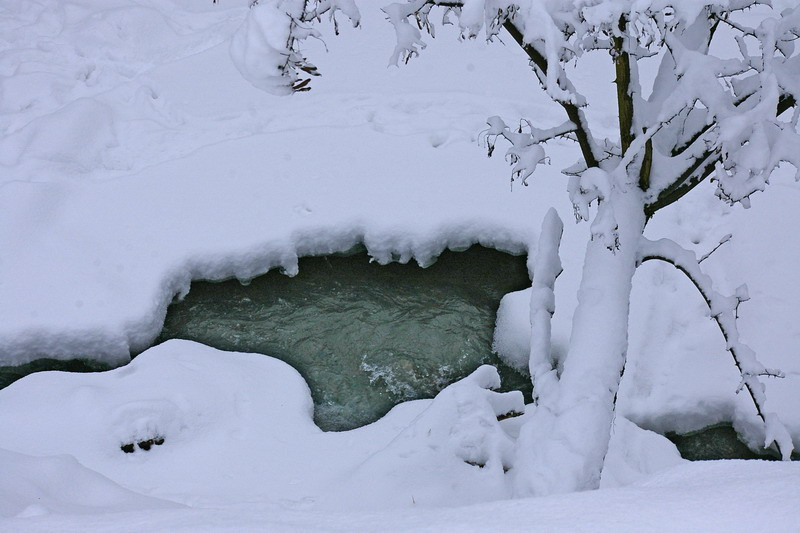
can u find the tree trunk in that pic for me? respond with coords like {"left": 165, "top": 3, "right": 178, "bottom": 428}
{"left": 514, "top": 186, "right": 645, "bottom": 496}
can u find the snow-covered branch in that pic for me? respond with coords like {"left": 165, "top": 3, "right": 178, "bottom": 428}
{"left": 698, "top": 233, "right": 731, "bottom": 264}
{"left": 500, "top": 20, "right": 603, "bottom": 169}
{"left": 481, "top": 116, "right": 575, "bottom": 186}
{"left": 230, "top": 0, "right": 360, "bottom": 95}
{"left": 528, "top": 209, "right": 564, "bottom": 406}
{"left": 641, "top": 6, "right": 800, "bottom": 213}
{"left": 378, "top": 1, "right": 606, "bottom": 168}
{"left": 644, "top": 84, "right": 799, "bottom": 216}
{"left": 637, "top": 237, "right": 793, "bottom": 460}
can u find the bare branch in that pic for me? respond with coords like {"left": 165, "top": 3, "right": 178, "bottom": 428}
{"left": 613, "top": 16, "right": 635, "bottom": 156}
{"left": 713, "top": 12, "right": 757, "bottom": 38}
{"left": 698, "top": 233, "right": 732, "bottom": 263}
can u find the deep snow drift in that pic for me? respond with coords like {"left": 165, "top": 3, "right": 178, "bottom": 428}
{"left": 1, "top": 0, "right": 799, "bottom": 530}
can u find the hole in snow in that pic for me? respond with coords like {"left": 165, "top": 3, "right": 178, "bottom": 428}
{"left": 120, "top": 436, "right": 165, "bottom": 454}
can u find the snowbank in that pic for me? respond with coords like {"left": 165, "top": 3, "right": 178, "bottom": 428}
{"left": 0, "top": 341, "right": 703, "bottom": 518}
{"left": 0, "top": 340, "right": 523, "bottom": 509}
{"left": 0, "top": 342, "right": 796, "bottom": 530}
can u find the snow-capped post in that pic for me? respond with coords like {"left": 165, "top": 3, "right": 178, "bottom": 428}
{"left": 526, "top": 208, "right": 563, "bottom": 406}
{"left": 512, "top": 207, "right": 565, "bottom": 495}
{"left": 233, "top": 0, "right": 800, "bottom": 495}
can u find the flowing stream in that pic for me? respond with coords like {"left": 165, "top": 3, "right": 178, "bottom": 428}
{"left": 157, "top": 245, "right": 532, "bottom": 431}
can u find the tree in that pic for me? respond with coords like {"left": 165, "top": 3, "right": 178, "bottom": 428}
{"left": 230, "top": 0, "right": 799, "bottom": 495}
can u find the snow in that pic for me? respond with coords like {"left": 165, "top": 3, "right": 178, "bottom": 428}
{"left": 0, "top": 340, "right": 670, "bottom": 509}
{"left": 493, "top": 288, "right": 534, "bottom": 372}
{"left": 0, "top": 448, "right": 177, "bottom": 518}
{"left": 1, "top": 0, "right": 799, "bottom": 530}
{"left": 3, "top": 340, "right": 519, "bottom": 509}
{"left": 4, "top": 468, "right": 798, "bottom": 533}
{"left": 7, "top": 339, "right": 792, "bottom": 532}
{"left": 0, "top": 2, "right": 548, "bottom": 364}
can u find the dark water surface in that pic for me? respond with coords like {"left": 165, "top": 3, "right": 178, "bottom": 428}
{"left": 665, "top": 423, "right": 786, "bottom": 461}
{"left": 157, "top": 245, "right": 532, "bottom": 431}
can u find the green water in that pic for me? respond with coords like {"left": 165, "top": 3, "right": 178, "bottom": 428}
{"left": 0, "top": 358, "right": 111, "bottom": 391}
{"left": 666, "top": 423, "right": 794, "bottom": 461}
{"left": 157, "top": 245, "right": 532, "bottom": 431}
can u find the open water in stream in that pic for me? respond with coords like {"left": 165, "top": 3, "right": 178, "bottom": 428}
{"left": 157, "top": 245, "right": 532, "bottom": 431}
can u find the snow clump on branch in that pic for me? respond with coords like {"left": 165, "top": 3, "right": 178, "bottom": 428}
{"left": 230, "top": 0, "right": 360, "bottom": 94}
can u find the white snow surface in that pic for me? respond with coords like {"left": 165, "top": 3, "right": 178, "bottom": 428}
{"left": 0, "top": 0, "right": 549, "bottom": 364}
{"left": 1, "top": 340, "right": 797, "bottom": 532}
{"left": 1, "top": 0, "right": 800, "bottom": 530}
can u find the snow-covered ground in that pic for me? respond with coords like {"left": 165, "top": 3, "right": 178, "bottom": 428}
{"left": 1, "top": 340, "right": 798, "bottom": 532}
{"left": 1, "top": 0, "right": 798, "bottom": 530}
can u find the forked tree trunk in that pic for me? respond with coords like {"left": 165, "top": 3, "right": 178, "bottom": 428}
{"left": 515, "top": 186, "right": 646, "bottom": 496}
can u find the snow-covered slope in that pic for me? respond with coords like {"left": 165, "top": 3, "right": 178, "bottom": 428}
{"left": 0, "top": 0, "right": 563, "bottom": 364}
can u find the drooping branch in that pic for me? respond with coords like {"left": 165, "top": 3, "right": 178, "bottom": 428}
{"left": 638, "top": 237, "right": 792, "bottom": 460}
